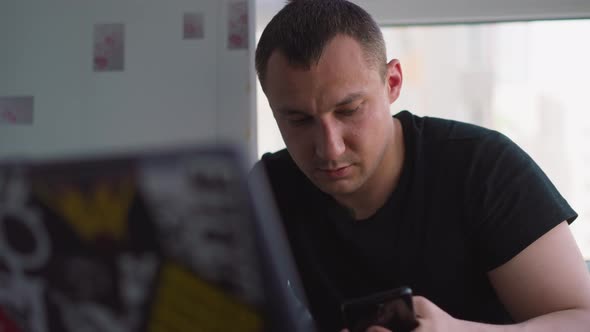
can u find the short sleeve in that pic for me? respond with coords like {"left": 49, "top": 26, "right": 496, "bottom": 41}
{"left": 467, "top": 132, "right": 577, "bottom": 271}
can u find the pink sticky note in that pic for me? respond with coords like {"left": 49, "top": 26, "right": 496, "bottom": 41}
{"left": 0, "top": 96, "right": 34, "bottom": 125}
{"left": 93, "top": 23, "right": 125, "bottom": 72}
{"left": 228, "top": 2, "right": 248, "bottom": 49}
{"left": 183, "top": 12, "right": 204, "bottom": 40}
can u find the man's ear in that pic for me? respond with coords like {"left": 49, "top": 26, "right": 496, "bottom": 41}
{"left": 385, "top": 59, "right": 403, "bottom": 104}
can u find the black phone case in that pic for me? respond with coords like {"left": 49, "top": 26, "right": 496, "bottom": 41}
{"left": 341, "top": 287, "right": 419, "bottom": 332}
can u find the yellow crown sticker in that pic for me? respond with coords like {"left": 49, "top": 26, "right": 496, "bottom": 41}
{"left": 35, "top": 178, "right": 135, "bottom": 242}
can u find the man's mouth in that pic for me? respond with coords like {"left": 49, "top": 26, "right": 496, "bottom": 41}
{"left": 317, "top": 165, "right": 352, "bottom": 178}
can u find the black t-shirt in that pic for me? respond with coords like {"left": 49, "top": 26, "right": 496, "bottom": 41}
{"left": 259, "top": 111, "right": 577, "bottom": 332}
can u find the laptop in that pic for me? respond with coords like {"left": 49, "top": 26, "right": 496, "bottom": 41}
{"left": 0, "top": 145, "right": 314, "bottom": 332}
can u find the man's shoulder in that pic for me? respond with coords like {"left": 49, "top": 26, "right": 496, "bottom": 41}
{"left": 261, "top": 148, "right": 291, "bottom": 164}
{"left": 395, "top": 110, "right": 497, "bottom": 143}
{"left": 257, "top": 148, "right": 306, "bottom": 188}
{"left": 395, "top": 111, "right": 522, "bottom": 183}
{"left": 255, "top": 149, "right": 318, "bottom": 214}
{"left": 260, "top": 148, "right": 297, "bottom": 175}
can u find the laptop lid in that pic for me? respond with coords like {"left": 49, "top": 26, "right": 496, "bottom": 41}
{"left": 0, "top": 145, "right": 312, "bottom": 332}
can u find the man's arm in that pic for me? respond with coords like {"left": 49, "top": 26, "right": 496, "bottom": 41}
{"left": 485, "top": 220, "right": 590, "bottom": 331}
{"left": 410, "top": 221, "right": 590, "bottom": 332}
{"left": 346, "top": 221, "right": 590, "bottom": 332}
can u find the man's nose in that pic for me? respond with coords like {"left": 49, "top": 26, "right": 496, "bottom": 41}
{"left": 314, "top": 119, "right": 345, "bottom": 161}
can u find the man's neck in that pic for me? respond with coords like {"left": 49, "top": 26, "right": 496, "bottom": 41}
{"left": 336, "top": 118, "right": 405, "bottom": 220}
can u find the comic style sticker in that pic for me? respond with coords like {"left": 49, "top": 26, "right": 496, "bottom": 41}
{"left": 148, "top": 262, "right": 262, "bottom": 332}
{"left": 34, "top": 177, "right": 135, "bottom": 243}
{"left": 227, "top": 2, "right": 248, "bottom": 49}
{"left": 183, "top": 12, "right": 204, "bottom": 40}
{"left": 93, "top": 23, "right": 125, "bottom": 72}
{"left": 0, "top": 96, "right": 34, "bottom": 125}
{"left": 139, "top": 156, "right": 264, "bottom": 306}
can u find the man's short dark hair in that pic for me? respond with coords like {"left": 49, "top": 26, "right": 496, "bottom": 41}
{"left": 255, "top": 0, "right": 387, "bottom": 89}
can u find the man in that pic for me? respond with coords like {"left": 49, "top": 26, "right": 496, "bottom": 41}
{"left": 253, "top": 0, "right": 590, "bottom": 331}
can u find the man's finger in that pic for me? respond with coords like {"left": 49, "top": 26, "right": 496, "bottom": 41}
{"left": 412, "top": 296, "right": 430, "bottom": 319}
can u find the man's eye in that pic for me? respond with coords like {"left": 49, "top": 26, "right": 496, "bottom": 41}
{"left": 288, "top": 117, "right": 312, "bottom": 126}
{"left": 338, "top": 106, "right": 360, "bottom": 116}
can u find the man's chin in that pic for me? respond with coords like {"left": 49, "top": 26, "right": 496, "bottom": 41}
{"left": 313, "top": 178, "right": 359, "bottom": 197}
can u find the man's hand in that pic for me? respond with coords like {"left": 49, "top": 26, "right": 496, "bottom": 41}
{"left": 339, "top": 296, "right": 465, "bottom": 332}
{"left": 339, "top": 223, "right": 590, "bottom": 332}
{"left": 407, "top": 296, "right": 461, "bottom": 331}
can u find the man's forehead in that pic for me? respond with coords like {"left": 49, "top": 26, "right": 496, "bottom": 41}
{"left": 266, "top": 46, "right": 362, "bottom": 82}
{"left": 263, "top": 36, "right": 381, "bottom": 112}
{"left": 266, "top": 49, "right": 312, "bottom": 75}
{"left": 270, "top": 87, "right": 367, "bottom": 115}
{"left": 264, "top": 51, "right": 319, "bottom": 97}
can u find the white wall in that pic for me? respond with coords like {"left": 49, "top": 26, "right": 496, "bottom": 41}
{"left": 0, "top": 0, "right": 256, "bottom": 162}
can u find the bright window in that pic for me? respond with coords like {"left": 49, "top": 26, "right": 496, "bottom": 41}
{"left": 256, "top": 19, "right": 590, "bottom": 258}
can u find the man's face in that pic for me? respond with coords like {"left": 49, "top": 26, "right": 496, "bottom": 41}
{"left": 263, "top": 35, "right": 402, "bottom": 200}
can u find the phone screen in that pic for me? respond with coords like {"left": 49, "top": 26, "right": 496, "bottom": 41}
{"left": 341, "top": 287, "right": 419, "bottom": 332}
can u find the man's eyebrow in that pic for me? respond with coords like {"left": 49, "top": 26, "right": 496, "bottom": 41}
{"left": 275, "top": 92, "right": 363, "bottom": 114}
{"left": 276, "top": 107, "right": 307, "bottom": 116}
{"left": 335, "top": 92, "right": 363, "bottom": 107}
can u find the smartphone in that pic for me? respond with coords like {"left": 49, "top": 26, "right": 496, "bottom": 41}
{"left": 341, "top": 286, "right": 419, "bottom": 332}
